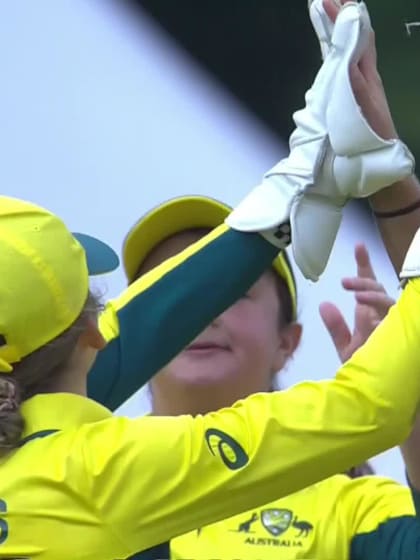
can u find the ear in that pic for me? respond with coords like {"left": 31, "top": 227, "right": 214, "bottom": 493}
{"left": 271, "top": 323, "right": 302, "bottom": 373}
{"left": 79, "top": 317, "right": 106, "bottom": 351}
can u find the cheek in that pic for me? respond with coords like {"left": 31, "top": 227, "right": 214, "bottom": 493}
{"left": 153, "top": 352, "right": 194, "bottom": 380}
{"left": 225, "top": 305, "right": 280, "bottom": 370}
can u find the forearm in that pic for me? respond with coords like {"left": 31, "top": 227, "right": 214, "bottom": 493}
{"left": 88, "top": 226, "right": 279, "bottom": 409}
{"left": 370, "top": 175, "right": 420, "bottom": 274}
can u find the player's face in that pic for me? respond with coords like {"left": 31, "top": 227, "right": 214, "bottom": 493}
{"left": 140, "top": 230, "right": 301, "bottom": 409}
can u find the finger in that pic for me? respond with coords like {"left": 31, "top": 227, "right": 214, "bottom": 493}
{"left": 349, "top": 64, "right": 371, "bottom": 110}
{"left": 322, "top": 0, "right": 341, "bottom": 23}
{"left": 319, "top": 302, "right": 351, "bottom": 360}
{"left": 355, "top": 291, "right": 395, "bottom": 307}
{"left": 355, "top": 291, "right": 395, "bottom": 318}
{"left": 323, "top": 0, "right": 364, "bottom": 24}
{"left": 358, "top": 30, "right": 378, "bottom": 80}
{"left": 355, "top": 243, "right": 377, "bottom": 280}
{"left": 342, "top": 277, "right": 385, "bottom": 293}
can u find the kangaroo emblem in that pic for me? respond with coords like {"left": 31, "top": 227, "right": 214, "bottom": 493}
{"left": 235, "top": 512, "right": 258, "bottom": 533}
{"left": 292, "top": 516, "right": 313, "bottom": 537}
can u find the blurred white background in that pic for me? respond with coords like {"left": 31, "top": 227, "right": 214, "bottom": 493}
{"left": 0, "top": 1, "right": 404, "bottom": 482}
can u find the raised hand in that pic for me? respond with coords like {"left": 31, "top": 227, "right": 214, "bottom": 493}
{"left": 322, "top": 0, "right": 398, "bottom": 140}
{"left": 319, "top": 243, "right": 395, "bottom": 363}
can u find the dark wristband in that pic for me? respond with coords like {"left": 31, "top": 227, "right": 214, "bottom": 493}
{"left": 373, "top": 198, "right": 420, "bottom": 218}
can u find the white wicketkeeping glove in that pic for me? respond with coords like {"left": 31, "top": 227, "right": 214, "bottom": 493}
{"left": 400, "top": 228, "right": 420, "bottom": 283}
{"left": 227, "top": 2, "right": 414, "bottom": 281}
{"left": 309, "top": 0, "right": 336, "bottom": 60}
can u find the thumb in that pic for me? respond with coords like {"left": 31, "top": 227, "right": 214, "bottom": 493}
{"left": 319, "top": 302, "right": 352, "bottom": 361}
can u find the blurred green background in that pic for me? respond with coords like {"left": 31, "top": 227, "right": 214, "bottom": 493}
{"left": 129, "top": 0, "right": 420, "bottom": 166}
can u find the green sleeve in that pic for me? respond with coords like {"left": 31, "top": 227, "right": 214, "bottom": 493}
{"left": 351, "top": 513, "right": 420, "bottom": 559}
{"left": 88, "top": 227, "right": 278, "bottom": 410}
{"left": 351, "top": 486, "right": 420, "bottom": 559}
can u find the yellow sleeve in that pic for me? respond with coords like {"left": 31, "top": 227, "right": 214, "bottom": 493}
{"left": 78, "top": 279, "right": 420, "bottom": 556}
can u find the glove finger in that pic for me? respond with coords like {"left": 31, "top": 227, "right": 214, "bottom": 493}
{"left": 291, "top": 194, "right": 342, "bottom": 281}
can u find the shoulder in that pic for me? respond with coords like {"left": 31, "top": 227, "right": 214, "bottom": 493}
{"left": 310, "top": 473, "right": 412, "bottom": 506}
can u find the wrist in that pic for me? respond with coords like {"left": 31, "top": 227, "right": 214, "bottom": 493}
{"left": 369, "top": 175, "right": 420, "bottom": 215}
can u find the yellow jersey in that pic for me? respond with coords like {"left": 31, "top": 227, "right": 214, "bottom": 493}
{"left": 1, "top": 229, "right": 420, "bottom": 558}
{"left": 169, "top": 474, "right": 419, "bottom": 559}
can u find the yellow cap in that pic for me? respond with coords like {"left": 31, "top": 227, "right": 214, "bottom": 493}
{"left": 123, "top": 195, "right": 297, "bottom": 320}
{"left": 0, "top": 196, "right": 119, "bottom": 373}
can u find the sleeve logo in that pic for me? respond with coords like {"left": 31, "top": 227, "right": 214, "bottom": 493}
{"left": 205, "top": 428, "right": 249, "bottom": 470}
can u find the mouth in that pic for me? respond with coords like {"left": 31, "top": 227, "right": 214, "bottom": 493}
{"left": 186, "top": 342, "right": 229, "bottom": 354}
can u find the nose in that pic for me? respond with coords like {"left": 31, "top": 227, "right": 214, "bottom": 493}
{"left": 210, "top": 315, "right": 222, "bottom": 328}
{"left": 196, "top": 317, "right": 223, "bottom": 341}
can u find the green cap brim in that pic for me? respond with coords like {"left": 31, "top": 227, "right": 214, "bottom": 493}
{"left": 73, "top": 233, "right": 119, "bottom": 276}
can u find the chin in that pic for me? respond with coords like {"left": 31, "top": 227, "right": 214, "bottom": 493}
{"left": 173, "top": 368, "right": 234, "bottom": 386}
{"left": 166, "top": 352, "right": 234, "bottom": 382}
